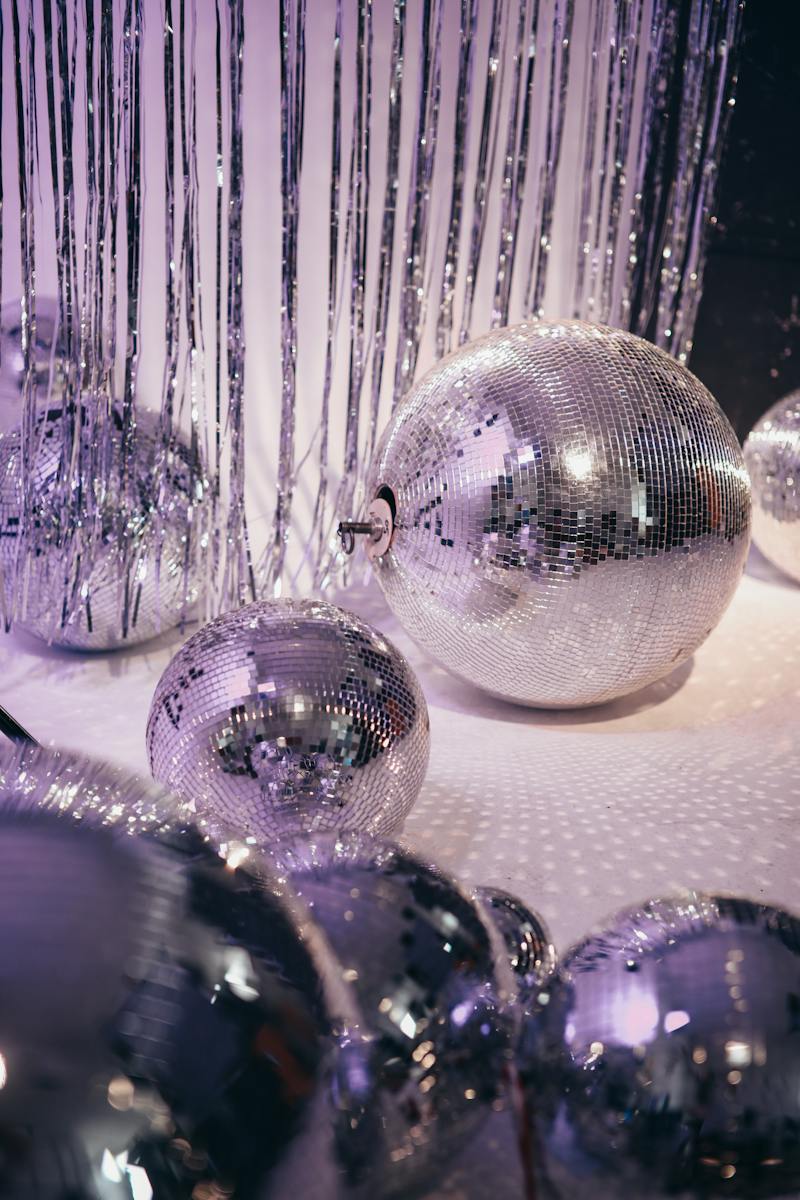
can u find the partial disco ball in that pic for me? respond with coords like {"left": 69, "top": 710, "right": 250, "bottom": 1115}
{"left": 147, "top": 599, "right": 430, "bottom": 843}
{"left": 0, "top": 297, "right": 67, "bottom": 429}
{"left": 0, "top": 740, "right": 365, "bottom": 1200}
{"left": 364, "top": 320, "right": 751, "bottom": 707}
{"left": 523, "top": 893, "right": 800, "bottom": 1198}
{"left": 277, "top": 832, "right": 519, "bottom": 1196}
{"left": 0, "top": 401, "right": 204, "bottom": 649}
{"left": 744, "top": 390, "right": 800, "bottom": 583}
{"left": 476, "top": 885, "right": 556, "bottom": 1010}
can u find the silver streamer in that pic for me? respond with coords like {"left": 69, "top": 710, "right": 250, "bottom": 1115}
{"left": 0, "top": 0, "right": 743, "bottom": 626}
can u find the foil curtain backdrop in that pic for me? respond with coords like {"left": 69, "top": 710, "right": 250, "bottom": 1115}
{"left": 0, "top": 0, "right": 743, "bottom": 633}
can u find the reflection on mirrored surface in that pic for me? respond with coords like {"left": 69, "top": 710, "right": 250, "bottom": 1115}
{"left": 148, "top": 600, "right": 430, "bottom": 843}
{"left": 0, "top": 404, "right": 202, "bottom": 649}
{"left": 476, "top": 885, "right": 556, "bottom": 1010}
{"left": 523, "top": 893, "right": 800, "bottom": 1197}
{"left": 368, "top": 320, "right": 751, "bottom": 708}
{"left": 744, "top": 391, "right": 800, "bottom": 585}
{"left": 277, "top": 832, "right": 519, "bottom": 1197}
{"left": 0, "top": 741, "right": 353, "bottom": 1199}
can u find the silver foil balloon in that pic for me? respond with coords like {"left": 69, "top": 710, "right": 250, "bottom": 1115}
{"left": 365, "top": 320, "right": 751, "bottom": 708}
{"left": 744, "top": 391, "right": 800, "bottom": 583}
{"left": 276, "top": 832, "right": 520, "bottom": 1196}
{"left": 147, "top": 599, "right": 430, "bottom": 843}
{"left": 0, "top": 402, "right": 203, "bottom": 649}
{"left": 0, "top": 740, "right": 369, "bottom": 1200}
{"left": 523, "top": 893, "right": 800, "bottom": 1198}
{"left": 0, "top": 298, "right": 67, "bottom": 430}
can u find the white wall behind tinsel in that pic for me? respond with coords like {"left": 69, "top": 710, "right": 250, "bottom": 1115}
{"left": 0, "top": 0, "right": 742, "bottom": 630}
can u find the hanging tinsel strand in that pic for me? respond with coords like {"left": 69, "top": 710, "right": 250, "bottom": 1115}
{"left": 0, "top": 0, "right": 744, "bottom": 623}
{"left": 221, "top": 0, "right": 255, "bottom": 610}
{"left": 435, "top": 0, "right": 477, "bottom": 359}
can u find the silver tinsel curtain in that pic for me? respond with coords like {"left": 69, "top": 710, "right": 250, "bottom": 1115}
{"left": 0, "top": 0, "right": 743, "bottom": 634}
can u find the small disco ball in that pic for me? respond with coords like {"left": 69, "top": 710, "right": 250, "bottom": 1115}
{"left": 0, "top": 741, "right": 357, "bottom": 1199}
{"left": 147, "top": 598, "right": 430, "bottom": 843}
{"left": 0, "top": 297, "right": 67, "bottom": 428}
{"left": 744, "top": 390, "right": 800, "bottom": 583}
{"left": 276, "top": 832, "right": 519, "bottom": 1196}
{"left": 522, "top": 893, "right": 800, "bottom": 1198}
{"left": 476, "top": 885, "right": 556, "bottom": 1009}
{"left": 364, "top": 320, "right": 751, "bottom": 707}
{"left": 0, "top": 401, "right": 203, "bottom": 649}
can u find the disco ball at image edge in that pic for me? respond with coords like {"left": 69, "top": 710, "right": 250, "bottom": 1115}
{"left": 523, "top": 892, "right": 800, "bottom": 1198}
{"left": 0, "top": 401, "right": 204, "bottom": 649}
{"left": 0, "top": 740, "right": 354, "bottom": 1199}
{"left": 744, "top": 389, "right": 800, "bottom": 584}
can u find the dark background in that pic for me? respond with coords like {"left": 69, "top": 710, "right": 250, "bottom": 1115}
{"left": 691, "top": 1, "right": 800, "bottom": 438}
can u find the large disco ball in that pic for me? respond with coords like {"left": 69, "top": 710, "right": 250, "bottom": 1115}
{"left": 365, "top": 320, "right": 751, "bottom": 707}
{"left": 522, "top": 893, "right": 800, "bottom": 1198}
{"left": 0, "top": 297, "right": 67, "bottom": 429}
{"left": 744, "top": 390, "right": 800, "bottom": 583}
{"left": 147, "top": 599, "right": 430, "bottom": 843}
{"left": 277, "top": 832, "right": 519, "bottom": 1195}
{"left": 0, "top": 401, "right": 204, "bottom": 649}
{"left": 0, "top": 741, "right": 361, "bottom": 1199}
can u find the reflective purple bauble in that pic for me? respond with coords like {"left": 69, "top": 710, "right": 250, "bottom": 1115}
{"left": 523, "top": 893, "right": 800, "bottom": 1197}
{"left": 0, "top": 741, "right": 353, "bottom": 1199}
{"left": 277, "top": 832, "right": 519, "bottom": 1196}
{"left": 477, "top": 885, "right": 556, "bottom": 1008}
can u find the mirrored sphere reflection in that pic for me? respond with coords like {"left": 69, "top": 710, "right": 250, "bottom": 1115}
{"left": 278, "top": 833, "right": 519, "bottom": 1196}
{"left": 476, "top": 886, "right": 556, "bottom": 1009}
{"left": 0, "top": 403, "right": 203, "bottom": 648}
{"left": 523, "top": 894, "right": 800, "bottom": 1198}
{"left": 368, "top": 320, "right": 751, "bottom": 707}
{"left": 0, "top": 742, "right": 360, "bottom": 1199}
{"left": 148, "top": 600, "right": 430, "bottom": 842}
{"left": 744, "top": 390, "right": 800, "bottom": 583}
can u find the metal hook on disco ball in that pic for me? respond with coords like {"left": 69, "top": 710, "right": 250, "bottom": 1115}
{"left": 337, "top": 493, "right": 395, "bottom": 561}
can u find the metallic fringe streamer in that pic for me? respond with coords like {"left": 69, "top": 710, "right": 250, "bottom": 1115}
{"left": 220, "top": 0, "right": 254, "bottom": 609}
{"left": 0, "top": 0, "right": 744, "bottom": 628}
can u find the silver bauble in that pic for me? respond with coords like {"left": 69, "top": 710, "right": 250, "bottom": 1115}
{"left": 277, "top": 832, "right": 519, "bottom": 1196}
{"left": 366, "top": 320, "right": 751, "bottom": 708}
{"left": 477, "top": 885, "right": 556, "bottom": 1009}
{"left": 0, "top": 741, "right": 362, "bottom": 1200}
{"left": 523, "top": 893, "right": 800, "bottom": 1198}
{"left": 0, "top": 297, "right": 67, "bottom": 428}
{"left": 0, "top": 402, "right": 203, "bottom": 649}
{"left": 147, "top": 599, "right": 430, "bottom": 843}
{"left": 743, "top": 390, "right": 800, "bottom": 583}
